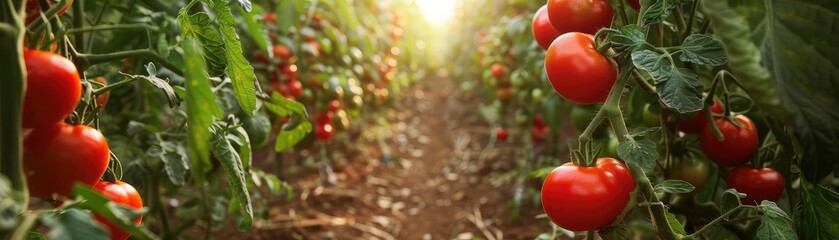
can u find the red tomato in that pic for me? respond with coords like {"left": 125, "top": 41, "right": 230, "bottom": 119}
{"left": 531, "top": 126, "right": 551, "bottom": 144}
{"left": 264, "top": 12, "right": 277, "bottom": 25}
{"left": 25, "top": 0, "right": 74, "bottom": 25}
{"left": 678, "top": 100, "right": 724, "bottom": 134}
{"left": 627, "top": 0, "right": 640, "bottom": 10}
{"left": 286, "top": 79, "right": 303, "bottom": 98}
{"left": 727, "top": 167, "right": 784, "bottom": 205}
{"left": 273, "top": 45, "right": 292, "bottom": 60}
{"left": 327, "top": 100, "right": 342, "bottom": 112}
{"left": 94, "top": 77, "right": 110, "bottom": 110}
{"left": 490, "top": 63, "right": 505, "bottom": 79}
{"left": 700, "top": 115, "right": 759, "bottom": 167}
{"left": 92, "top": 181, "right": 143, "bottom": 240}
{"left": 532, "top": 5, "right": 560, "bottom": 50}
{"left": 547, "top": 0, "right": 613, "bottom": 35}
{"left": 316, "top": 112, "right": 334, "bottom": 125}
{"left": 22, "top": 49, "right": 81, "bottom": 128}
{"left": 541, "top": 158, "right": 636, "bottom": 231}
{"left": 545, "top": 33, "right": 616, "bottom": 105}
{"left": 495, "top": 87, "right": 513, "bottom": 102}
{"left": 533, "top": 114, "right": 546, "bottom": 128}
{"left": 314, "top": 123, "right": 334, "bottom": 141}
{"left": 495, "top": 127, "right": 510, "bottom": 142}
{"left": 282, "top": 64, "right": 299, "bottom": 81}
{"left": 23, "top": 122, "right": 109, "bottom": 198}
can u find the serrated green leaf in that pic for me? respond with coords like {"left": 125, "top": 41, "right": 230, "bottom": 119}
{"left": 632, "top": 49, "right": 673, "bottom": 82}
{"left": 117, "top": 71, "right": 180, "bottom": 108}
{"left": 178, "top": 12, "right": 228, "bottom": 75}
{"left": 212, "top": 0, "right": 257, "bottom": 115}
{"left": 665, "top": 212, "right": 687, "bottom": 235}
{"left": 799, "top": 182, "right": 839, "bottom": 239}
{"left": 617, "top": 139, "right": 658, "bottom": 173}
{"left": 641, "top": 0, "right": 680, "bottom": 27}
{"left": 656, "top": 68, "right": 704, "bottom": 114}
{"left": 757, "top": 201, "right": 797, "bottom": 240}
{"left": 182, "top": 38, "right": 222, "bottom": 184}
{"left": 721, "top": 188, "right": 746, "bottom": 213}
{"left": 611, "top": 24, "right": 646, "bottom": 52}
{"left": 41, "top": 209, "right": 108, "bottom": 240}
{"left": 264, "top": 92, "right": 307, "bottom": 117}
{"left": 233, "top": 127, "right": 252, "bottom": 172}
{"left": 679, "top": 34, "right": 728, "bottom": 66}
{"left": 654, "top": 180, "right": 695, "bottom": 194}
{"left": 209, "top": 127, "right": 253, "bottom": 231}
{"left": 630, "top": 127, "right": 661, "bottom": 137}
{"left": 147, "top": 141, "right": 188, "bottom": 185}
{"left": 600, "top": 225, "right": 629, "bottom": 240}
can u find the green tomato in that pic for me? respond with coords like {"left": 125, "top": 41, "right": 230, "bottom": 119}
{"left": 667, "top": 153, "right": 711, "bottom": 195}
{"left": 571, "top": 105, "right": 608, "bottom": 136}
{"left": 532, "top": 88, "right": 544, "bottom": 104}
{"left": 643, "top": 104, "right": 661, "bottom": 127}
{"left": 515, "top": 110, "right": 529, "bottom": 127}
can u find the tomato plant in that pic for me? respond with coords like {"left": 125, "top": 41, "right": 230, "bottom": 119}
{"left": 545, "top": 32, "right": 616, "bottom": 105}
{"left": 23, "top": 122, "right": 110, "bottom": 198}
{"left": 541, "top": 158, "right": 635, "bottom": 231}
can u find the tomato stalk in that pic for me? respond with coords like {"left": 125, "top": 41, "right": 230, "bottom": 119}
{"left": 688, "top": 205, "right": 757, "bottom": 238}
{"left": 75, "top": 49, "right": 184, "bottom": 76}
{"left": 628, "top": 164, "right": 682, "bottom": 240}
{"left": 682, "top": 0, "right": 701, "bottom": 40}
{"left": 66, "top": 23, "right": 160, "bottom": 33}
{"left": 704, "top": 74, "right": 725, "bottom": 140}
{"left": 25, "top": 0, "right": 71, "bottom": 32}
{"left": 0, "top": 0, "right": 30, "bottom": 216}
{"left": 72, "top": 0, "right": 85, "bottom": 53}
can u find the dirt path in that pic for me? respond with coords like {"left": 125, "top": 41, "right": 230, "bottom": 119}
{"left": 233, "top": 76, "right": 548, "bottom": 239}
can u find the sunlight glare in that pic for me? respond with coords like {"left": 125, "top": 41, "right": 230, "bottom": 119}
{"left": 417, "top": 0, "right": 456, "bottom": 26}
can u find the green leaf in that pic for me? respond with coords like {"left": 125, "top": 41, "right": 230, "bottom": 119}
{"left": 209, "top": 126, "right": 253, "bottom": 231}
{"left": 757, "top": 201, "right": 797, "bottom": 240}
{"left": 0, "top": 176, "right": 22, "bottom": 229}
{"left": 641, "top": 0, "right": 682, "bottom": 27}
{"left": 657, "top": 68, "right": 704, "bottom": 114}
{"left": 41, "top": 209, "right": 108, "bottom": 240}
{"left": 212, "top": 0, "right": 257, "bottom": 115}
{"left": 237, "top": 4, "right": 269, "bottom": 53}
{"left": 611, "top": 24, "right": 646, "bottom": 52}
{"left": 629, "top": 127, "right": 661, "bottom": 138}
{"left": 275, "top": 120, "right": 313, "bottom": 152}
{"left": 679, "top": 34, "right": 728, "bottom": 66}
{"left": 182, "top": 38, "right": 222, "bottom": 185}
{"left": 721, "top": 188, "right": 746, "bottom": 213}
{"left": 117, "top": 70, "right": 180, "bottom": 108}
{"left": 70, "top": 184, "right": 158, "bottom": 240}
{"left": 232, "top": 126, "right": 252, "bottom": 172}
{"left": 264, "top": 92, "right": 307, "bottom": 117}
{"left": 599, "top": 225, "right": 629, "bottom": 240}
{"left": 799, "top": 182, "right": 839, "bottom": 239}
{"left": 28, "top": 232, "right": 46, "bottom": 240}
{"left": 654, "top": 180, "right": 695, "bottom": 194}
{"left": 178, "top": 12, "right": 228, "bottom": 75}
{"left": 234, "top": 0, "right": 251, "bottom": 11}
{"left": 632, "top": 49, "right": 673, "bottom": 82}
{"left": 147, "top": 141, "right": 189, "bottom": 185}
{"left": 616, "top": 139, "right": 658, "bottom": 173}
{"left": 275, "top": 0, "right": 301, "bottom": 34}
{"left": 665, "top": 212, "right": 687, "bottom": 235}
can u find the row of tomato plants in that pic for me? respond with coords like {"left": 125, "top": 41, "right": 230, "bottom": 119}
{"left": 1, "top": 0, "right": 427, "bottom": 239}
{"left": 449, "top": 0, "right": 839, "bottom": 239}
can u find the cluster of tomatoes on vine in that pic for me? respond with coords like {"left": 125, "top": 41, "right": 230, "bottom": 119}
{"left": 17, "top": 1, "right": 142, "bottom": 239}
{"left": 529, "top": 0, "right": 784, "bottom": 232}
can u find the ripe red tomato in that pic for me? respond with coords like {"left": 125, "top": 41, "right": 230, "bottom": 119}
{"left": 627, "top": 0, "right": 640, "bottom": 10}
{"left": 23, "top": 122, "right": 110, "bottom": 198}
{"left": 490, "top": 63, "right": 505, "bottom": 79}
{"left": 92, "top": 181, "right": 143, "bottom": 240}
{"left": 264, "top": 12, "right": 277, "bottom": 25}
{"left": 533, "top": 114, "right": 546, "bottom": 128}
{"left": 495, "top": 127, "right": 510, "bottom": 142}
{"left": 495, "top": 87, "right": 513, "bottom": 102}
{"left": 678, "top": 100, "right": 724, "bottom": 134}
{"left": 545, "top": 32, "right": 616, "bottom": 105}
{"left": 542, "top": 158, "right": 636, "bottom": 231}
{"left": 700, "top": 115, "right": 759, "bottom": 167}
{"left": 531, "top": 126, "right": 551, "bottom": 144}
{"left": 327, "top": 100, "right": 341, "bottom": 112}
{"left": 25, "top": 0, "right": 74, "bottom": 25}
{"left": 727, "top": 167, "right": 784, "bottom": 205}
{"left": 532, "top": 5, "right": 560, "bottom": 50}
{"left": 94, "top": 77, "right": 110, "bottom": 110}
{"left": 547, "top": 0, "right": 613, "bottom": 35}
{"left": 286, "top": 79, "right": 303, "bottom": 98}
{"left": 22, "top": 49, "right": 81, "bottom": 128}
{"left": 316, "top": 112, "right": 334, "bottom": 125}
{"left": 273, "top": 45, "right": 292, "bottom": 60}
{"left": 314, "top": 123, "right": 334, "bottom": 141}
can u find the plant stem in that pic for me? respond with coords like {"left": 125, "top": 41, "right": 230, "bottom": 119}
{"left": 66, "top": 23, "right": 160, "bottom": 34}
{"left": 73, "top": 0, "right": 85, "bottom": 53}
{"left": 628, "top": 164, "right": 681, "bottom": 240}
{"left": 93, "top": 75, "right": 141, "bottom": 95}
{"left": 0, "top": 0, "right": 30, "bottom": 215}
{"left": 76, "top": 49, "right": 184, "bottom": 76}
{"left": 689, "top": 205, "right": 755, "bottom": 237}
{"left": 682, "top": 0, "right": 701, "bottom": 39}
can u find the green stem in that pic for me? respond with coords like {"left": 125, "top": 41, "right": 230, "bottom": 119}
{"left": 76, "top": 49, "right": 184, "bottom": 76}
{"left": 93, "top": 76, "right": 141, "bottom": 96}
{"left": 673, "top": 5, "right": 686, "bottom": 37}
{"left": 628, "top": 164, "right": 681, "bottom": 240}
{"left": 25, "top": 0, "right": 70, "bottom": 32}
{"left": 66, "top": 23, "right": 160, "bottom": 34}
{"left": 682, "top": 0, "right": 701, "bottom": 39}
{"left": 0, "top": 0, "right": 30, "bottom": 215}
{"left": 614, "top": 0, "right": 630, "bottom": 26}
{"left": 689, "top": 205, "right": 756, "bottom": 237}
{"left": 73, "top": 0, "right": 85, "bottom": 53}
{"left": 586, "top": 231, "right": 596, "bottom": 240}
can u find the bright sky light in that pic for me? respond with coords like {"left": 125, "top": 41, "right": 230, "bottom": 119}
{"left": 417, "top": 0, "right": 456, "bottom": 26}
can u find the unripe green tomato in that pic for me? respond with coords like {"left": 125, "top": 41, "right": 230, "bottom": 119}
{"left": 643, "top": 104, "right": 661, "bottom": 127}
{"left": 571, "top": 105, "right": 608, "bottom": 137}
{"left": 510, "top": 74, "right": 524, "bottom": 88}
{"left": 667, "top": 153, "right": 711, "bottom": 195}
{"left": 607, "top": 136, "right": 618, "bottom": 158}
{"left": 298, "top": 89, "right": 314, "bottom": 103}
{"left": 532, "top": 88, "right": 544, "bottom": 104}
{"left": 492, "top": 100, "right": 505, "bottom": 114}
{"left": 515, "top": 111, "right": 529, "bottom": 127}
